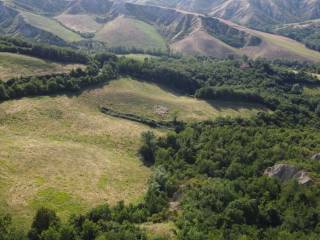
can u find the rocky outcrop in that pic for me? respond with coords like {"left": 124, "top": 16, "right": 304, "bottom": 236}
{"left": 311, "top": 153, "right": 320, "bottom": 161}
{"left": 264, "top": 164, "right": 312, "bottom": 185}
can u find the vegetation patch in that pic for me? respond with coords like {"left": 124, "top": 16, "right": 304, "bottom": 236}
{"left": 21, "top": 11, "right": 82, "bottom": 42}
{"left": 0, "top": 52, "right": 83, "bottom": 81}
{"left": 0, "top": 94, "right": 152, "bottom": 227}
{"left": 86, "top": 78, "right": 265, "bottom": 122}
{"left": 31, "top": 188, "right": 85, "bottom": 221}
{"left": 101, "top": 106, "right": 179, "bottom": 129}
{"left": 95, "top": 16, "right": 167, "bottom": 51}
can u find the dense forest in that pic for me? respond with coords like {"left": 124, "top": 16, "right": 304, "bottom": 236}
{"left": 1, "top": 37, "right": 320, "bottom": 239}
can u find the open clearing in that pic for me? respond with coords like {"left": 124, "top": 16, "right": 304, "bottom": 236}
{"left": 95, "top": 16, "right": 167, "bottom": 51}
{"left": 0, "top": 52, "right": 84, "bottom": 81}
{"left": 82, "top": 78, "right": 267, "bottom": 122}
{"left": 0, "top": 92, "right": 153, "bottom": 228}
{"left": 304, "top": 86, "right": 320, "bottom": 96}
{"left": 0, "top": 78, "right": 265, "bottom": 228}
{"left": 117, "top": 54, "right": 160, "bottom": 61}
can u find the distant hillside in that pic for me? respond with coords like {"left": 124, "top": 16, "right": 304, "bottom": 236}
{"left": 0, "top": 1, "right": 76, "bottom": 45}
{"left": 135, "top": 0, "right": 320, "bottom": 29}
{"left": 274, "top": 20, "right": 320, "bottom": 52}
{"left": 1, "top": 0, "right": 320, "bottom": 61}
{"left": 12, "top": 0, "right": 69, "bottom": 15}
{"left": 134, "top": 0, "right": 320, "bottom": 51}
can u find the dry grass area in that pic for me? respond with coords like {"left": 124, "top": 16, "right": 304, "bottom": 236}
{"left": 117, "top": 54, "right": 160, "bottom": 61}
{"left": 82, "top": 78, "right": 267, "bottom": 122}
{"left": 0, "top": 52, "right": 84, "bottom": 81}
{"left": 21, "top": 11, "right": 82, "bottom": 42}
{"left": 303, "top": 86, "right": 320, "bottom": 96}
{"left": 219, "top": 19, "right": 320, "bottom": 62}
{"left": 55, "top": 14, "right": 102, "bottom": 33}
{"left": 0, "top": 91, "right": 153, "bottom": 228}
{"left": 142, "top": 222, "right": 177, "bottom": 239}
{"left": 171, "top": 30, "right": 237, "bottom": 58}
{"left": 95, "top": 16, "right": 167, "bottom": 51}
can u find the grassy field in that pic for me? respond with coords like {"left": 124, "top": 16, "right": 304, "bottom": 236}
{"left": 0, "top": 78, "right": 266, "bottom": 228}
{"left": 55, "top": 14, "right": 102, "bottom": 33}
{"left": 304, "top": 86, "right": 320, "bottom": 96}
{"left": 252, "top": 30, "right": 320, "bottom": 62}
{"left": 0, "top": 92, "right": 153, "bottom": 228}
{"left": 117, "top": 54, "right": 160, "bottom": 61}
{"left": 95, "top": 16, "right": 167, "bottom": 51}
{"left": 21, "top": 11, "right": 82, "bottom": 42}
{"left": 0, "top": 52, "right": 84, "bottom": 81}
{"left": 81, "top": 78, "right": 267, "bottom": 122}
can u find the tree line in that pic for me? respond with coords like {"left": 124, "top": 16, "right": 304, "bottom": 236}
{"left": 1, "top": 47, "right": 320, "bottom": 239}
{"left": 0, "top": 37, "right": 88, "bottom": 64}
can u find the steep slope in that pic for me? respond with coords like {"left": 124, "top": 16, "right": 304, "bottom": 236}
{"left": 122, "top": 3, "right": 261, "bottom": 54}
{"left": 12, "top": 0, "right": 69, "bottom": 15}
{"left": 95, "top": 15, "right": 167, "bottom": 51}
{"left": 0, "top": 1, "right": 80, "bottom": 45}
{"left": 135, "top": 0, "right": 320, "bottom": 29}
{"left": 65, "top": 0, "right": 113, "bottom": 15}
{"left": 1, "top": 0, "right": 320, "bottom": 61}
{"left": 123, "top": 3, "right": 320, "bottom": 61}
{"left": 274, "top": 19, "right": 320, "bottom": 51}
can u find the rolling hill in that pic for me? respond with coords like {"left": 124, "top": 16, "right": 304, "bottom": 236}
{"left": 1, "top": 0, "right": 320, "bottom": 61}
{"left": 0, "top": 75, "right": 265, "bottom": 227}
{"left": 134, "top": 0, "right": 320, "bottom": 28}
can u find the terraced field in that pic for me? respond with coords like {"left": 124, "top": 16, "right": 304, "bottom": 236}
{"left": 0, "top": 52, "right": 83, "bottom": 80}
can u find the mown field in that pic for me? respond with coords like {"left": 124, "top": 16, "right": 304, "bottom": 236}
{"left": 0, "top": 52, "right": 83, "bottom": 81}
{"left": 0, "top": 77, "right": 266, "bottom": 228}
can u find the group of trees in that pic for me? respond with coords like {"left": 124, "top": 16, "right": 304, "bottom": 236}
{"left": 202, "top": 17, "right": 262, "bottom": 48}
{"left": 0, "top": 53, "right": 120, "bottom": 101}
{"left": 1, "top": 43, "right": 320, "bottom": 239}
{"left": 0, "top": 37, "right": 88, "bottom": 64}
{"left": 1, "top": 172, "right": 172, "bottom": 240}
{"left": 195, "top": 86, "right": 279, "bottom": 109}
{"left": 139, "top": 123, "right": 320, "bottom": 239}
